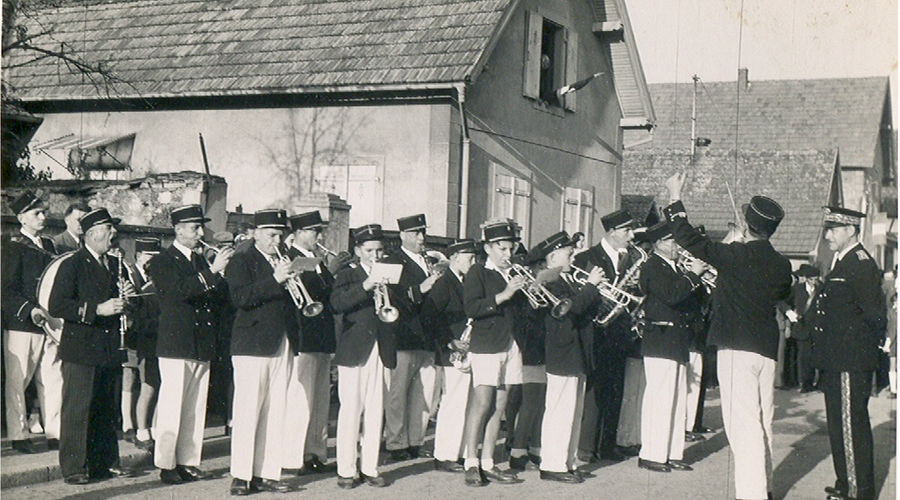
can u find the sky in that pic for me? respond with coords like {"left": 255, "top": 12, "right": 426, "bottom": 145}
{"left": 626, "top": 0, "right": 898, "bottom": 123}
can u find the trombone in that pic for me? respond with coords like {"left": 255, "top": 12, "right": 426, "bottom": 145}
{"left": 506, "top": 261, "right": 572, "bottom": 319}
{"left": 373, "top": 281, "right": 399, "bottom": 323}
{"left": 274, "top": 247, "right": 325, "bottom": 317}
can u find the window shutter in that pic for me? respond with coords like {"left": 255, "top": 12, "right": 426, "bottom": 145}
{"left": 523, "top": 10, "right": 542, "bottom": 99}
{"left": 564, "top": 29, "right": 578, "bottom": 111}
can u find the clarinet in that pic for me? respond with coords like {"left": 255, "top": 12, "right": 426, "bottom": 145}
{"left": 113, "top": 249, "right": 128, "bottom": 354}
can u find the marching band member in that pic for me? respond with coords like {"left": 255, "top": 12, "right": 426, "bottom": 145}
{"left": 48, "top": 208, "right": 137, "bottom": 484}
{"left": 147, "top": 205, "right": 233, "bottom": 485}
{"left": 574, "top": 210, "right": 639, "bottom": 463}
{"left": 811, "top": 207, "right": 887, "bottom": 500}
{"left": 283, "top": 211, "right": 341, "bottom": 474}
{"left": 461, "top": 220, "right": 527, "bottom": 487}
{"left": 382, "top": 214, "right": 442, "bottom": 461}
{"left": 225, "top": 209, "right": 298, "bottom": 495}
{"left": 2, "top": 191, "right": 61, "bottom": 454}
{"left": 664, "top": 172, "right": 792, "bottom": 500}
{"left": 421, "top": 239, "right": 478, "bottom": 473}
{"left": 534, "top": 231, "right": 605, "bottom": 483}
{"left": 128, "top": 238, "right": 162, "bottom": 451}
{"left": 330, "top": 224, "right": 397, "bottom": 488}
{"left": 636, "top": 221, "right": 705, "bottom": 473}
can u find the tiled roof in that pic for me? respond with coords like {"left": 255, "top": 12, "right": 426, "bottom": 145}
{"left": 620, "top": 194, "right": 658, "bottom": 227}
{"left": 625, "top": 76, "right": 889, "bottom": 168}
{"left": 6, "top": 0, "right": 512, "bottom": 101}
{"left": 622, "top": 148, "right": 840, "bottom": 256}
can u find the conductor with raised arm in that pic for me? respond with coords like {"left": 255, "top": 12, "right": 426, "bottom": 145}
{"left": 662, "top": 172, "right": 792, "bottom": 500}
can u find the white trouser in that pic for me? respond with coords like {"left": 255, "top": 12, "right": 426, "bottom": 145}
{"left": 718, "top": 348, "right": 775, "bottom": 500}
{"left": 639, "top": 357, "right": 687, "bottom": 463}
{"left": 384, "top": 350, "right": 437, "bottom": 450}
{"left": 153, "top": 358, "right": 210, "bottom": 470}
{"left": 433, "top": 365, "right": 472, "bottom": 462}
{"left": 4, "top": 330, "right": 63, "bottom": 440}
{"left": 685, "top": 350, "right": 704, "bottom": 428}
{"left": 337, "top": 345, "right": 385, "bottom": 478}
{"left": 616, "top": 357, "right": 645, "bottom": 447}
{"left": 230, "top": 337, "right": 292, "bottom": 481}
{"left": 540, "top": 373, "right": 585, "bottom": 473}
{"left": 283, "top": 352, "right": 332, "bottom": 468}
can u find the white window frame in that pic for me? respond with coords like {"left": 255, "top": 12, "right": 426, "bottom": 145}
{"left": 490, "top": 162, "right": 533, "bottom": 246}
{"left": 312, "top": 158, "right": 384, "bottom": 227}
{"left": 561, "top": 186, "right": 593, "bottom": 242}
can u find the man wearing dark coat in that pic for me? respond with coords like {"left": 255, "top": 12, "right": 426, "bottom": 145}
{"left": 48, "top": 208, "right": 136, "bottom": 484}
{"left": 810, "top": 207, "right": 887, "bottom": 500}
{"left": 146, "top": 205, "right": 233, "bottom": 485}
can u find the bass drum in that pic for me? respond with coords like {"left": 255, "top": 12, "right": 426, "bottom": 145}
{"left": 36, "top": 251, "right": 78, "bottom": 345}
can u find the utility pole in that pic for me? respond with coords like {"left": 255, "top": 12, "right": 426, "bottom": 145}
{"left": 691, "top": 74, "right": 699, "bottom": 159}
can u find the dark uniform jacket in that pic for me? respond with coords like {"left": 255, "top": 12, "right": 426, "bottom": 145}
{"left": 147, "top": 245, "right": 226, "bottom": 361}
{"left": 664, "top": 201, "right": 793, "bottom": 360}
{"left": 542, "top": 275, "right": 602, "bottom": 376}
{"left": 47, "top": 247, "right": 122, "bottom": 367}
{"left": 638, "top": 253, "right": 702, "bottom": 363}
{"left": 463, "top": 262, "right": 524, "bottom": 354}
{"left": 130, "top": 268, "right": 159, "bottom": 360}
{"left": 572, "top": 242, "right": 641, "bottom": 354}
{"left": 330, "top": 265, "right": 397, "bottom": 369}
{"left": 381, "top": 249, "right": 431, "bottom": 351}
{"left": 517, "top": 299, "right": 546, "bottom": 366}
{"left": 226, "top": 245, "right": 300, "bottom": 357}
{"left": 809, "top": 243, "right": 887, "bottom": 372}
{"left": 2, "top": 233, "right": 56, "bottom": 334}
{"left": 790, "top": 281, "right": 818, "bottom": 341}
{"left": 286, "top": 246, "right": 336, "bottom": 354}
{"left": 420, "top": 270, "right": 467, "bottom": 367}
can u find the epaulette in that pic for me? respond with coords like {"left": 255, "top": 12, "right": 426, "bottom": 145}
{"left": 856, "top": 249, "right": 869, "bottom": 261}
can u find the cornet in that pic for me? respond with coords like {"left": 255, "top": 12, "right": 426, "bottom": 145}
{"left": 571, "top": 263, "right": 643, "bottom": 326}
{"left": 274, "top": 247, "right": 325, "bottom": 317}
{"left": 506, "top": 261, "right": 572, "bottom": 319}
{"left": 198, "top": 239, "right": 220, "bottom": 254}
{"left": 373, "top": 282, "right": 399, "bottom": 323}
{"left": 677, "top": 249, "right": 717, "bottom": 289}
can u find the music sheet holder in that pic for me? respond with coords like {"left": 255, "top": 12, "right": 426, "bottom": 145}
{"left": 290, "top": 256, "right": 323, "bottom": 273}
{"left": 370, "top": 262, "right": 403, "bottom": 284}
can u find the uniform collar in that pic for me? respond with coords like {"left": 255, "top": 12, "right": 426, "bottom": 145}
{"left": 172, "top": 239, "right": 195, "bottom": 261}
{"left": 19, "top": 228, "right": 41, "bottom": 247}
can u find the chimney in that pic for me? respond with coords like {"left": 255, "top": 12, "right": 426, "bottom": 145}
{"left": 738, "top": 68, "right": 749, "bottom": 91}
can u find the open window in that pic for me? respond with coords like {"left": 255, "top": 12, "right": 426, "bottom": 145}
{"left": 523, "top": 11, "right": 578, "bottom": 111}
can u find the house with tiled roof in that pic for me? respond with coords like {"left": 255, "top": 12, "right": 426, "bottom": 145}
{"left": 6, "top": 0, "right": 654, "bottom": 246}
{"left": 623, "top": 70, "right": 895, "bottom": 269}
{"left": 623, "top": 147, "right": 843, "bottom": 267}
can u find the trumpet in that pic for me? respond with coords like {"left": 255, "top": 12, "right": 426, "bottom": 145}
{"left": 571, "top": 263, "right": 644, "bottom": 326}
{"left": 592, "top": 245, "right": 647, "bottom": 326}
{"left": 506, "top": 261, "right": 572, "bottom": 319}
{"left": 274, "top": 247, "right": 325, "bottom": 317}
{"left": 677, "top": 249, "right": 717, "bottom": 289}
{"left": 373, "top": 282, "right": 399, "bottom": 323}
{"left": 198, "top": 239, "right": 220, "bottom": 254}
{"left": 317, "top": 242, "right": 358, "bottom": 269}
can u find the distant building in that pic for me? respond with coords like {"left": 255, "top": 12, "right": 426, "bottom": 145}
{"left": 7, "top": 0, "right": 655, "bottom": 246}
{"left": 623, "top": 71, "right": 895, "bottom": 269}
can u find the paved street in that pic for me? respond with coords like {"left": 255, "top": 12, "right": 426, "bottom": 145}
{"left": 1, "top": 387, "right": 895, "bottom": 500}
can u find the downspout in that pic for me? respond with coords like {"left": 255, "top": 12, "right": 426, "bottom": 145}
{"left": 457, "top": 83, "right": 471, "bottom": 239}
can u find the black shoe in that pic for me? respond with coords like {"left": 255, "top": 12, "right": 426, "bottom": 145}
{"left": 408, "top": 446, "right": 432, "bottom": 458}
{"left": 637, "top": 458, "right": 671, "bottom": 472}
{"left": 685, "top": 431, "right": 707, "bottom": 442}
{"left": 482, "top": 466, "right": 523, "bottom": 484}
{"left": 12, "top": 439, "right": 37, "bottom": 454}
{"left": 693, "top": 426, "right": 714, "bottom": 434}
{"left": 300, "top": 456, "right": 336, "bottom": 475}
{"left": 540, "top": 470, "right": 583, "bottom": 483}
{"left": 464, "top": 467, "right": 486, "bottom": 487}
{"left": 434, "top": 459, "right": 465, "bottom": 473}
{"left": 123, "top": 429, "right": 136, "bottom": 443}
{"left": 800, "top": 385, "right": 815, "bottom": 393}
{"left": 667, "top": 460, "right": 693, "bottom": 471}
{"left": 618, "top": 445, "right": 640, "bottom": 457}
{"left": 177, "top": 465, "right": 214, "bottom": 481}
{"left": 160, "top": 468, "right": 184, "bottom": 485}
{"left": 47, "top": 438, "right": 60, "bottom": 450}
{"left": 826, "top": 494, "right": 849, "bottom": 500}
{"left": 599, "top": 448, "right": 627, "bottom": 462}
{"left": 361, "top": 473, "right": 387, "bottom": 487}
{"left": 230, "top": 478, "right": 253, "bottom": 496}
{"left": 824, "top": 486, "right": 844, "bottom": 495}
{"left": 251, "top": 477, "right": 292, "bottom": 493}
{"left": 508, "top": 455, "right": 529, "bottom": 471}
{"left": 337, "top": 476, "right": 363, "bottom": 489}
{"left": 389, "top": 448, "right": 411, "bottom": 462}
{"left": 65, "top": 473, "right": 91, "bottom": 485}
{"left": 569, "top": 468, "right": 595, "bottom": 479}
{"left": 135, "top": 438, "right": 154, "bottom": 451}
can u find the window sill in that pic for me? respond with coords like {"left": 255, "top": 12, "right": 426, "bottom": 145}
{"left": 532, "top": 99, "right": 566, "bottom": 118}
